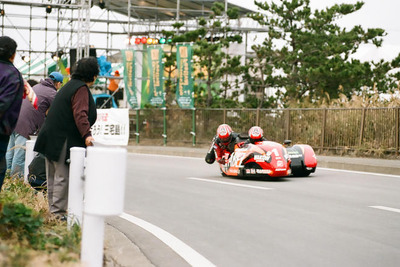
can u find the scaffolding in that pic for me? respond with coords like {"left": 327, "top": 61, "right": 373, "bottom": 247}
{"left": 0, "top": 0, "right": 265, "bottom": 79}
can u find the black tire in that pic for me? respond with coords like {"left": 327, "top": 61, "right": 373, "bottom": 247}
{"left": 220, "top": 168, "right": 228, "bottom": 177}
{"left": 291, "top": 167, "right": 313, "bottom": 177}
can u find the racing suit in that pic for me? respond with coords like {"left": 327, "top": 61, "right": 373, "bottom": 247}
{"left": 205, "top": 132, "right": 240, "bottom": 164}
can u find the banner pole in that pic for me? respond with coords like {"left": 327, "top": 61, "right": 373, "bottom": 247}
{"left": 192, "top": 108, "right": 196, "bottom": 146}
{"left": 136, "top": 109, "right": 140, "bottom": 144}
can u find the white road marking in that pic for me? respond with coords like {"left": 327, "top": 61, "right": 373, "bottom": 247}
{"left": 129, "top": 152, "right": 204, "bottom": 160}
{"left": 369, "top": 206, "right": 400, "bottom": 214}
{"left": 188, "top": 177, "right": 275, "bottom": 190}
{"left": 318, "top": 167, "right": 400, "bottom": 178}
{"left": 129, "top": 153, "right": 400, "bottom": 178}
{"left": 119, "top": 213, "right": 216, "bottom": 267}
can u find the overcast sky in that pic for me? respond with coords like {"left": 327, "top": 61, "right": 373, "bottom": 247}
{"left": 230, "top": 0, "right": 400, "bottom": 62}
{"left": 6, "top": 0, "right": 400, "bottom": 67}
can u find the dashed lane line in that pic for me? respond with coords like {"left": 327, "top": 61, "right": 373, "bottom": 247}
{"left": 369, "top": 206, "right": 400, "bottom": 214}
{"left": 188, "top": 177, "right": 275, "bottom": 190}
{"left": 316, "top": 167, "right": 400, "bottom": 178}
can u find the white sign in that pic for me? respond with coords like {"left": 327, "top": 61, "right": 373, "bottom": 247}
{"left": 91, "top": 108, "right": 129, "bottom": 146}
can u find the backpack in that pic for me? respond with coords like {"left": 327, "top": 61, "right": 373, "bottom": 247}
{"left": 28, "top": 153, "right": 47, "bottom": 191}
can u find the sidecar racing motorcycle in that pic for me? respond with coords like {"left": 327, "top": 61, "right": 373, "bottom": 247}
{"left": 214, "top": 140, "right": 317, "bottom": 178}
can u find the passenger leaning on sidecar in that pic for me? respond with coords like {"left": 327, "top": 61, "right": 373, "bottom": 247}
{"left": 245, "top": 126, "right": 267, "bottom": 144}
{"left": 205, "top": 124, "right": 240, "bottom": 165}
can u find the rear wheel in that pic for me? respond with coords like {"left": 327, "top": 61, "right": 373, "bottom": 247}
{"left": 292, "top": 169, "right": 311, "bottom": 177}
{"left": 291, "top": 167, "right": 315, "bottom": 177}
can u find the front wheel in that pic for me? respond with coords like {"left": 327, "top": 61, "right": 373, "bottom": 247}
{"left": 220, "top": 168, "right": 228, "bottom": 177}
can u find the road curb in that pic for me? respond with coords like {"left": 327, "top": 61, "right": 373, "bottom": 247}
{"left": 104, "top": 224, "right": 155, "bottom": 267}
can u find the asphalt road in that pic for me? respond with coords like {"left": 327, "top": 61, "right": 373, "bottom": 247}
{"left": 116, "top": 153, "right": 400, "bottom": 267}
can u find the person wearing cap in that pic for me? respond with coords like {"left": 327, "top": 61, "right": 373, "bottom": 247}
{"left": 0, "top": 36, "right": 25, "bottom": 191}
{"left": 6, "top": 71, "right": 63, "bottom": 177}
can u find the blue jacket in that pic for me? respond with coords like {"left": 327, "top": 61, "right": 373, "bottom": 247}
{"left": 0, "top": 59, "right": 24, "bottom": 136}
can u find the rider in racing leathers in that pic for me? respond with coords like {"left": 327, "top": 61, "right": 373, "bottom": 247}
{"left": 245, "top": 126, "right": 267, "bottom": 145}
{"left": 205, "top": 124, "right": 240, "bottom": 165}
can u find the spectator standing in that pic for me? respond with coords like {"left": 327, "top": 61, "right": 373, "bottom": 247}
{"left": 0, "top": 36, "right": 25, "bottom": 191}
{"left": 34, "top": 57, "right": 99, "bottom": 218}
{"left": 6, "top": 72, "right": 63, "bottom": 177}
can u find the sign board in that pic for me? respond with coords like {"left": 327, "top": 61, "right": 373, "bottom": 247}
{"left": 91, "top": 108, "right": 130, "bottom": 146}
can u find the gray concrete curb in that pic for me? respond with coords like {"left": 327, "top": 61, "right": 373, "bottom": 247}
{"left": 104, "top": 224, "right": 154, "bottom": 267}
{"left": 103, "top": 145, "right": 400, "bottom": 267}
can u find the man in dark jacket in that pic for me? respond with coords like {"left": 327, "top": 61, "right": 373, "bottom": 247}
{"left": 34, "top": 57, "right": 99, "bottom": 218}
{"left": 0, "top": 36, "right": 25, "bottom": 191}
{"left": 6, "top": 72, "right": 63, "bottom": 177}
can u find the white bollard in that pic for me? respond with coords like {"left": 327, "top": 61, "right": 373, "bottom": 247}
{"left": 81, "top": 146, "right": 127, "bottom": 267}
{"left": 67, "top": 147, "right": 86, "bottom": 229}
{"left": 24, "top": 140, "right": 36, "bottom": 183}
{"left": 81, "top": 214, "right": 105, "bottom": 267}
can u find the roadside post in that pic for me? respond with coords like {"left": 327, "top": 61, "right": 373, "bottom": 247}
{"left": 81, "top": 146, "right": 127, "bottom": 267}
{"left": 67, "top": 147, "right": 86, "bottom": 229}
{"left": 24, "top": 140, "right": 36, "bottom": 183}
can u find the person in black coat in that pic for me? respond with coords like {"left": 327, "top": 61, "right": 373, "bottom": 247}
{"left": 34, "top": 57, "right": 99, "bottom": 219}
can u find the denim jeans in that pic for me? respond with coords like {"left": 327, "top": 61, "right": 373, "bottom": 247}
{"left": 6, "top": 132, "right": 28, "bottom": 177}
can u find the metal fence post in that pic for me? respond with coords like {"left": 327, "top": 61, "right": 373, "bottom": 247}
{"left": 191, "top": 108, "right": 196, "bottom": 146}
{"left": 256, "top": 108, "right": 260, "bottom": 126}
{"left": 135, "top": 109, "right": 140, "bottom": 144}
{"left": 285, "top": 109, "right": 291, "bottom": 140}
{"left": 359, "top": 108, "right": 366, "bottom": 147}
{"left": 396, "top": 107, "right": 399, "bottom": 156}
{"left": 223, "top": 109, "right": 226, "bottom": 124}
{"left": 162, "top": 107, "right": 167, "bottom": 146}
{"left": 320, "top": 108, "right": 327, "bottom": 153}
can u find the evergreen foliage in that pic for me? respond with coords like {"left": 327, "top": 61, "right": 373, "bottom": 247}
{"left": 246, "top": 0, "right": 400, "bottom": 107}
{"left": 170, "top": 2, "right": 243, "bottom": 107}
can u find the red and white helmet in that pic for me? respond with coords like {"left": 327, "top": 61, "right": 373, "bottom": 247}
{"left": 217, "top": 124, "right": 233, "bottom": 143}
{"left": 248, "top": 126, "right": 263, "bottom": 140}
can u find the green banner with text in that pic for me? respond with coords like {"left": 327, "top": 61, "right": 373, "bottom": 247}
{"left": 121, "top": 49, "right": 138, "bottom": 108}
{"left": 147, "top": 46, "right": 165, "bottom": 107}
{"left": 176, "top": 44, "right": 194, "bottom": 109}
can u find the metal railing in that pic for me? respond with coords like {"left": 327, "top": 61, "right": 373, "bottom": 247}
{"left": 129, "top": 107, "right": 400, "bottom": 157}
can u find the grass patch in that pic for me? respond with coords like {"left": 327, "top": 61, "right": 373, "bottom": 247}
{"left": 0, "top": 174, "right": 81, "bottom": 267}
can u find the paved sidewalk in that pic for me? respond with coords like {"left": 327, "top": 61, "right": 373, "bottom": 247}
{"left": 103, "top": 145, "right": 400, "bottom": 267}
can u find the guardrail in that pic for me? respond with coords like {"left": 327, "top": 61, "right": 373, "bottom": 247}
{"left": 129, "top": 107, "right": 400, "bottom": 157}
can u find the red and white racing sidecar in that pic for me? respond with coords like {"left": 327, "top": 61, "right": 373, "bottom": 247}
{"left": 219, "top": 141, "right": 292, "bottom": 178}
{"left": 219, "top": 141, "right": 317, "bottom": 178}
